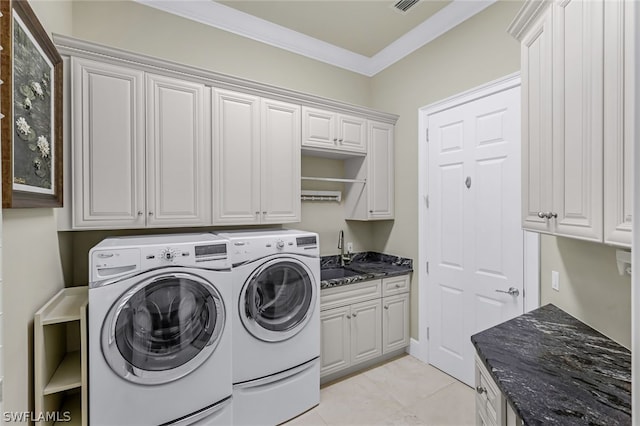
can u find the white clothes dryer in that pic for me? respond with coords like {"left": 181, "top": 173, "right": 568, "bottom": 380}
{"left": 88, "top": 234, "right": 233, "bottom": 426}
{"left": 215, "top": 229, "right": 320, "bottom": 426}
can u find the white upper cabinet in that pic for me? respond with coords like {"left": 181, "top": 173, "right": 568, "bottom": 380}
{"left": 71, "top": 57, "right": 211, "bottom": 229}
{"left": 261, "top": 98, "right": 301, "bottom": 224}
{"left": 367, "top": 121, "right": 394, "bottom": 219}
{"left": 212, "top": 89, "right": 261, "bottom": 225}
{"left": 146, "top": 74, "right": 211, "bottom": 227}
{"left": 213, "top": 89, "right": 301, "bottom": 225}
{"left": 302, "top": 106, "right": 366, "bottom": 154}
{"left": 344, "top": 120, "right": 394, "bottom": 220}
{"left": 72, "top": 57, "right": 146, "bottom": 229}
{"left": 603, "top": 0, "right": 634, "bottom": 248}
{"left": 519, "top": 4, "right": 553, "bottom": 233}
{"left": 552, "top": 0, "right": 604, "bottom": 242}
{"left": 510, "top": 0, "right": 633, "bottom": 245}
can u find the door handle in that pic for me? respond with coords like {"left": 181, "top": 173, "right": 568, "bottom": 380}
{"left": 495, "top": 287, "right": 520, "bottom": 297}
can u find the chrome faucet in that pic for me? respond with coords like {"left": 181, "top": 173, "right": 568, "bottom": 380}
{"left": 338, "top": 230, "right": 351, "bottom": 266}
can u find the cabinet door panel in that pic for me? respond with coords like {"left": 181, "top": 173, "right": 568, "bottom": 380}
{"left": 213, "top": 89, "right": 260, "bottom": 224}
{"left": 350, "top": 299, "right": 382, "bottom": 365}
{"left": 320, "top": 306, "right": 351, "bottom": 377}
{"left": 382, "top": 293, "right": 409, "bottom": 354}
{"left": 72, "top": 58, "right": 145, "bottom": 228}
{"left": 552, "top": 0, "right": 603, "bottom": 241}
{"left": 146, "top": 74, "right": 211, "bottom": 227}
{"left": 302, "top": 107, "right": 335, "bottom": 149}
{"left": 368, "top": 121, "right": 394, "bottom": 219}
{"left": 261, "top": 99, "right": 301, "bottom": 224}
{"left": 520, "top": 8, "right": 553, "bottom": 233}
{"left": 603, "top": 0, "right": 633, "bottom": 247}
{"left": 338, "top": 115, "right": 366, "bottom": 152}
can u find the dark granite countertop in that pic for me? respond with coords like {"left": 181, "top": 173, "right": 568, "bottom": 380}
{"left": 471, "top": 304, "right": 631, "bottom": 426}
{"left": 320, "top": 252, "right": 412, "bottom": 289}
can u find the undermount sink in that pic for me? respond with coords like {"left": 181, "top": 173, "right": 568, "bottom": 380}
{"left": 320, "top": 267, "right": 361, "bottom": 281}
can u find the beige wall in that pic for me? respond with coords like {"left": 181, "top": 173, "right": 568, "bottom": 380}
{"left": 540, "top": 235, "right": 631, "bottom": 348}
{"left": 370, "top": 1, "right": 524, "bottom": 339}
{"left": 2, "top": 1, "right": 73, "bottom": 420}
{"left": 71, "top": 0, "right": 371, "bottom": 107}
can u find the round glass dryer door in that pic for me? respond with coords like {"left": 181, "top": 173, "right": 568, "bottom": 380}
{"left": 239, "top": 258, "right": 317, "bottom": 342}
{"left": 101, "top": 272, "right": 225, "bottom": 385}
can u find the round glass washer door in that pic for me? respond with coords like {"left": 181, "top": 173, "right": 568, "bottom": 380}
{"left": 101, "top": 272, "right": 225, "bottom": 385}
{"left": 239, "top": 258, "right": 317, "bottom": 342}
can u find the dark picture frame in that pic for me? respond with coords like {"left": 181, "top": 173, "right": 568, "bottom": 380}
{"left": 0, "top": 0, "right": 62, "bottom": 208}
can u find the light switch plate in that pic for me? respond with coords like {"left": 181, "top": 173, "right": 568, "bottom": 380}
{"left": 551, "top": 270, "right": 559, "bottom": 291}
{"left": 347, "top": 242, "right": 353, "bottom": 253}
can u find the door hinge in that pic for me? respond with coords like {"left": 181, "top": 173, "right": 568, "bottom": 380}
{"left": 426, "top": 128, "right": 429, "bottom": 142}
{"left": 427, "top": 327, "right": 430, "bottom": 340}
{"left": 426, "top": 261, "right": 429, "bottom": 274}
{"left": 425, "top": 195, "right": 429, "bottom": 208}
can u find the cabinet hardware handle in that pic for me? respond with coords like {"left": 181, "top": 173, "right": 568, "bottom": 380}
{"left": 465, "top": 176, "right": 471, "bottom": 189}
{"left": 369, "top": 210, "right": 373, "bottom": 213}
{"left": 148, "top": 212, "right": 154, "bottom": 216}
{"left": 262, "top": 211, "right": 267, "bottom": 215}
{"left": 339, "top": 139, "right": 343, "bottom": 142}
{"left": 395, "top": 283, "right": 401, "bottom": 288}
{"left": 537, "top": 211, "right": 549, "bottom": 219}
{"left": 137, "top": 211, "right": 143, "bottom": 216}
{"left": 333, "top": 138, "right": 338, "bottom": 142}
{"left": 346, "top": 315, "right": 351, "bottom": 319}
{"left": 549, "top": 212, "right": 558, "bottom": 219}
{"left": 495, "top": 287, "right": 520, "bottom": 297}
{"left": 255, "top": 211, "right": 260, "bottom": 215}
{"left": 476, "top": 386, "right": 486, "bottom": 395}
{"left": 384, "top": 305, "right": 389, "bottom": 310}
{"left": 352, "top": 312, "right": 357, "bottom": 317}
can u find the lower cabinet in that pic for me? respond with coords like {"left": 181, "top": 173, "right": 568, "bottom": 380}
{"left": 320, "top": 275, "right": 410, "bottom": 378}
{"left": 475, "top": 354, "right": 522, "bottom": 426}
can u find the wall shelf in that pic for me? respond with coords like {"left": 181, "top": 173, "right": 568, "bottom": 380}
{"left": 302, "top": 176, "right": 366, "bottom": 184}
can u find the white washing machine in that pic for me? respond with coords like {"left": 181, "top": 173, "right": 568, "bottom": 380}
{"left": 215, "top": 229, "right": 320, "bottom": 426}
{"left": 88, "top": 233, "right": 233, "bottom": 426}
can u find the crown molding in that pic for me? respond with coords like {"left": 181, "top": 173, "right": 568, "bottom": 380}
{"left": 506, "top": 0, "right": 551, "bottom": 41}
{"left": 133, "top": 0, "right": 497, "bottom": 77}
{"left": 53, "top": 33, "right": 399, "bottom": 124}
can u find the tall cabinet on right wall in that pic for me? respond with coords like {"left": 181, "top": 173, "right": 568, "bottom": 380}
{"left": 508, "top": 0, "right": 634, "bottom": 248}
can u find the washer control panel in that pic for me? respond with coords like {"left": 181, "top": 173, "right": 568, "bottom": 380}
{"left": 89, "top": 236, "right": 230, "bottom": 284}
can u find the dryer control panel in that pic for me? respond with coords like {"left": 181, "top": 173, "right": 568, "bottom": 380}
{"left": 222, "top": 232, "right": 319, "bottom": 264}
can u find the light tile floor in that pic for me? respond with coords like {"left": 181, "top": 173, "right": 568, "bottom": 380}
{"left": 286, "top": 355, "right": 475, "bottom": 426}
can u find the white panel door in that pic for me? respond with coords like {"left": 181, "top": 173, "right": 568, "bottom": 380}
{"left": 260, "top": 99, "right": 301, "bottom": 224}
{"left": 520, "top": 8, "right": 553, "bottom": 233}
{"left": 603, "top": 0, "right": 633, "bottom": 247}
{"left": 368, "top": 121, "right": 394, "bottom": 219}
{"left": 350, "top": 299, "right": 382, "bottom": 366}
{"left": 552, "top": 0, "right": 604, "bottom": 241}
{"left": 212, "top": 89, "right": 260, "bottom": 224}
{"left": 337, "top": 114, "right": 367, "bottom": 152}
{"left": 382, "top": 293, "right": 409, "bottom": 354}
{"left": 301, "top": 107, "right": 335, "bottom": 149}
{"left": 320, "top": 306, "right": 351, "bottom": 377}
{"left": 427, "top": 86, "right": 523, "bottom": 386}
{"left": 72, "top": 57, "right": 145, "bottom": 228}
{"left": 146, "top": 74, "right": 211, "bottom": 227}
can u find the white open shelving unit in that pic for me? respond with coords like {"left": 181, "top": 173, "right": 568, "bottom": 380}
{"left": 34, "top": 286, "right": 88, "bottom": 426}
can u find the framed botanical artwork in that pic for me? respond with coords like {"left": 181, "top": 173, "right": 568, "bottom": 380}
{"left": 0, "top": 0, "right": 62, "bottom": 208}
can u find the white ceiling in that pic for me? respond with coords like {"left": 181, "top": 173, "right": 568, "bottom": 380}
{"left": 134, "top": 0, "right": 497, "bottom": 76}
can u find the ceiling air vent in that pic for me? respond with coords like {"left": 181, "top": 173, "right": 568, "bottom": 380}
{"left": 392, "top": 0, "right": 420, "bottom": 13}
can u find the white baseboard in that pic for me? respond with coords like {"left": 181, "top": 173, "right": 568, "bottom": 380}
{"left": 407, "top": 338, "right": 421, "bottom": 358}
